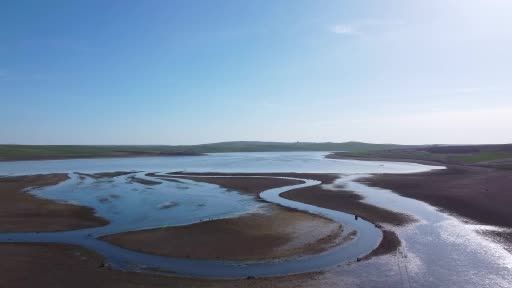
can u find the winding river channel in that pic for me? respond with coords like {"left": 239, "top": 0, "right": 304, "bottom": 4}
{"left": 0, "top": 173, "right": 382, "bottom": 278}
{"left": 0, "top": 152, "right": 511, "bottom": 286}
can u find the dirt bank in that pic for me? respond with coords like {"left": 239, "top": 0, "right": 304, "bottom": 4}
{"left": 359, "top": 166, "right": 512, "bottom": 228}
{"left": 104, "top": 176, "right": 345, "bottom": 260}
{"left": 0, "top": 174, "right": 108, "bottom": 232}
{"left": 329, "top": 151, "right": 512, "bottom": 249}
{"left": 0, "top": 243, "right": 342, "bottom": 288}
{"left": 362, "top": 230, "right": 401, "bottom": 260}
{"left": 166, "top": 173, "right": 407, "bottom": 258}
{"left": 163, "top": 174, "right": 305, "bottom": 195}
{"left": 281, "top": 182, "right": 413, "bottom": 227}
{"left": 104, "top": 205, "right": 345, "bottom": 261}
{"left": 168, "top": 171, "right": 339, "bottom": 184}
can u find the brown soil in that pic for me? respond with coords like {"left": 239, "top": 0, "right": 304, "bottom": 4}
{"left": 166, "top": 175, "right": 305, "bottom": 195}
{"left": 0, "top": 173, "right": 402, "bottom": 286}
{"left": 164, "top": 173, "right": 406, "bottom": 258}
{"left": 282, "top": 185, "right": 413, "bottom": 226}
{"left": 92, "top": 171, "right": 136, "bottom": 178}
{"left": 480, "top": 230, "right": 512, "bottom": 253}
{"left": 360, "top": 166, "right": 512, "bottom": 228}
{"left": 362, "top": 230, "right": 401, "bottom": 260}
{"left": 103, "top": 206, "right": 344, "bottom": 261}
{"left": 328, "top": 152, "right": 512, "bottom": 250}
{"left": 169, "top": 171, "right": 339, "bottom": 184}
{"left": 76, "top": 171, "right": 135, "bottom": 179}
{"left": 104, "top": 176, "right": 345, "bottom": 260}
{"left": 0, "top": 174, "right": 108, "bottom": 232}
{"left": 0, "top": 243, "right": 335, "bottom": 288}
{"left": 128, "top": 176, "right": 162, "bottom": 185}
{"left": 170, "top": 173, "right": 409, "bottom": 252}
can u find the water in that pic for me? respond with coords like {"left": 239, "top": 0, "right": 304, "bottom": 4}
{"left": 0, "top": 151, "right": 440, "bottom": 175}
{"left": 0, "top": 152, "right": 510, "bottom": 286}
{"left": 327, "top": 175, "right": 512, "bottom": 287}
{"left": 0, "top": 175, "right": 382, "bottom": 278}
{"left": 30, "top": 172, "right": 261, "bottom": 236}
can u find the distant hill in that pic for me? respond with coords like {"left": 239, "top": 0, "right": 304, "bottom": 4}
{"left": 327, "top": 143, "right": 512, "bottom": 169}
{"left": 0, "top": 141, "right": 410, "bottom": 161}
{"left": 173, "top": 141, "right": 410, "bottom": 153}
{"left": 0, "top": 145, "right": 204, "bottom": 161}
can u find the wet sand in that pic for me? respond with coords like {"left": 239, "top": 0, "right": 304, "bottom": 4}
{"left": 0, "top": 174, "right": 108, "bottom": 232}
{"left": 104, "top": 176, "right": 345, "bottom": 260}
{"left": 279, "top": 178, "right": 413, "bottom": 227}
{"left": 168, "top": 171, "right": 338, "bottom": 184}
{"left": 128, "top": 175, "right": 162, "bottom": 185}
{"left": 104, "top": 206, "right": 344, "bottom": 261}
{"left": 163, "top": 174, "right": 305, "bottom": 195}
{"left": 92, "top": 171, "right": 136, "bottom": 178}
{"left": 167, "top": 174, "right": 408, "bottom": 257}
{"left": 328, "top": 152, "right": 512, "bottom": 249}
{"left": 1, "top": 243, "right": 340, "bottom": 288}
{"left": 359, "top": 166, "right": 512, "bottom": 228}
{"left": 362, "top": 230, "right": 401, "bottom": 259}
{"left": 273, "top": 174, "right": 410, "bottom": 259}
{"left": 0, "top": 169, "right": 403, "bottom": 287}
{"left": 482, "top": 230, "right": 512, "bottom": 253}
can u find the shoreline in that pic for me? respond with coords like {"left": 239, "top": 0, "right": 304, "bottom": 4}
{"left": 103, "top": 206, "right": 346, "bottom": 261}
{"left": 325, "top": 152, "right": 447, "bottom": 166}
{"left": 0, "top": 168, "right": 426, "bottom": 263}
{"left": 327, "top": 152, "right": 512, "bottom": 248}
{"left": 168, "top": 173, "right": 408, "bottom": 258}
{"left": 103, "top": 176, "right": 346, "bottom": 261}
{"left": 0, "top": 174, "right": 108, "bottom": 232}
{"left": 0, "top": 173, "right": 384, "bottom": 279}
{"left": 358, "top": 166, "right": 512, "bottom": 227}
{"left": 0, "top": 242, "right": 327, "bottom": 288}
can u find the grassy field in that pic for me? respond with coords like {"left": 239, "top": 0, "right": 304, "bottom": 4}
{"left": 0, "top": 141, "right": 408, "bottom": 161}
{"left": 170, "top": 141, "right": 408, "bottom": 153}
{"left": 328, "top": 144, "right": 512, "bottom": 168}
{"left": 6, "top": 141, "right": 511, "bottom": 165}
{"left": 0, "top": 145, "right": 203, "bottom": 161}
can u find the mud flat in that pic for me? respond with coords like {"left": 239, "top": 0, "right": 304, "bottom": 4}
{"left": 104, "top": 176, "right": 346, "bottom": 260}
{"left": 281, "top": 184, "right": 413, "bottom": 227}
{"left": 358, "top": 166, "right": 512, "bottom": 248}
{"left": 358, "top": 166, "right": 512, "bottom": 228}
{"left": 164, "top": 174, "right": 305, "bottom": 195}
{"left": 166, "top": 173, "right": 407, "bottom": 258}
{"left": 104, "top": 205, "right": 344, "bottom": 261}
{"left": 171, "top": 173, "right": 412, "bottom": 227}
{"left": 76, "top": 171, "right": 136, "bottom": 179}
{"left": 328, "top": 151, "right": 512, "bottom": 248}
{"left": 0, "top": 174, "right": 108, "bottom": 232}
{"left": 0, "top": 243, "right": 335, "bottom": 288}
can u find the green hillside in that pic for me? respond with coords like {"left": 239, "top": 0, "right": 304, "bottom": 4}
{"left": 0, "top": 141, "right": 409, "bottom": 161}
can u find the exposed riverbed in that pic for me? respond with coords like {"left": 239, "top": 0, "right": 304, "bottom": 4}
{"left": 0, "top": 152, "right": 510, "bottom": 286}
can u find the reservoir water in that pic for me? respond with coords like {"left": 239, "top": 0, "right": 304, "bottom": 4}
{"left": 0, "top": 152, "right": 510, "bottom": 286}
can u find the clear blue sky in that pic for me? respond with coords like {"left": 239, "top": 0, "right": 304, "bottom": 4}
{"left": 1, "top": 0, "right": 511, "bottom": 145}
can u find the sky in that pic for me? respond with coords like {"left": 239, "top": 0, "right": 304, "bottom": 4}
{"left": 1, "top": 0, "right": 511, "bottom": 145}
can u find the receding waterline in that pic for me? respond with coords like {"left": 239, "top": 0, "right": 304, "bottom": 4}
{"left": 0, "top": 173, "right": 383, "bottom": 278}
{"left": 0, "top": 153, "right": 444, "bottom": 278}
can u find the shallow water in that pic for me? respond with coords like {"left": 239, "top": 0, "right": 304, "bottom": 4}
{"left": 0, "top": 152, "right": 510, "bottom": 286}
{"left": 329, "top": 175, "right": 512, "bottom": 287}
{"left": 31, "top": 172, "right": 261, "bottom": 236}
{"left": 0, "top": 151, "right": 440, "bottom": 175}
{"left": 0, "top": 174, "right": 382, "bottom": 278}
